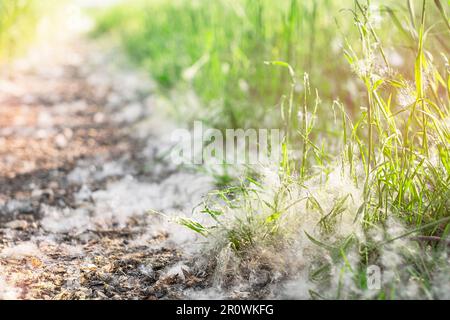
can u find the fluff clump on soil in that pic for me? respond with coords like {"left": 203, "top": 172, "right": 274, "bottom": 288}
{"left": 188, "top": 165, "right": 450, "bottom": 299}
{"left": 187, "top": 165, "right": 364, "bottom": 297}
{"left": 0, "top": 275, "right": 19, "bottom": 300}
{"left": 0, "top": 242, "right": 41, "bottom": 259}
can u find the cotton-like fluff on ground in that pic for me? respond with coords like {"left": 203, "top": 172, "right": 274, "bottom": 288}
{"left": 184, "top": 164, "right": 450, "bottom": 299}
{"left": 40, "top": 169, "right": 214, "bottom": 251}
{"left": 0, "top": 273, "right": 20, "bottom": 300}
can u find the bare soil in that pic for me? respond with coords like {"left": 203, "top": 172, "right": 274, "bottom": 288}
{"left": 0, "top": 39, "right": 209, "bottom": 300}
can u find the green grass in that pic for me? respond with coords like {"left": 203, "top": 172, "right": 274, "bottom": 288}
{"left": 93, "top": 1, "right": 447, "bottom": 130}
{"left": 0, "top": 0, "right": 47, "bottom": 65}
{"left": 92, "top": 0, "right": 358, "bottom": 129}
{"left": 95, "top": 0, "right": 450, "bottom": 299}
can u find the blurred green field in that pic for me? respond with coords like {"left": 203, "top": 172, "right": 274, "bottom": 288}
{"left": 0, "top": 0, "right": 42, "bottom": 64}
{"left": 93, "top": 0, "right": 350, "bottom": 129}
{"left": 92, "top": 0, "right": 448, "bottom": 130}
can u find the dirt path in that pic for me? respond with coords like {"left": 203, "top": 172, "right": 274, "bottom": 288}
{"left": 0, "top": 33, "right": 213, "bottom": 299}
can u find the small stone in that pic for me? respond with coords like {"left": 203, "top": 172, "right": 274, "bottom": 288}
{"left": 94, "top": 112, "right": 105, "bottom": 123}
{"left": 55, "top": 134, "right": 68, "bottom": 148}
{"left": 31, "top": 188, "right": 54, "bottom": 201}
{"left": 30, "top": 257, "right": 43, "bottom": 268}
{"left": 5, "top": 220, "right": 28, "bottom": 230}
